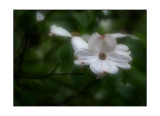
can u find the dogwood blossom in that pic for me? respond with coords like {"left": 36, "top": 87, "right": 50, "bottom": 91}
{"left": 49, "top": 25, "right": 72, "bottom": 37}
{"left": 72, "top": 33, "right": 132, "bottom": 75}
{"left": 48, "top": 25, "right": 134, "bottom": 75}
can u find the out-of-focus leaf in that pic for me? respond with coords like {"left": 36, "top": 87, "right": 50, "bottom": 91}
{"left": 56, "top": 40, "right": 74, "bottom": 71}
{"left": 116, "top": 85, "right": 134, "bottom": 99}
{"left": 72, "top": 11, "right": 94, "bottom": 32}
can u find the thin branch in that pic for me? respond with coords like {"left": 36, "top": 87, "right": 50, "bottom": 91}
{"left": 15, "top": 62, "right": 84, "bottom": 79}
{"left": 51, "top": 62, "right": 60, "bottom": 74}
{"left": 15, "top": 72, "right": 84, "bottom": 79}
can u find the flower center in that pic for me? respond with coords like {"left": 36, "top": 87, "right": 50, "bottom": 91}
{"left": 99, "top": 53, "right": 106, "bottom": 60}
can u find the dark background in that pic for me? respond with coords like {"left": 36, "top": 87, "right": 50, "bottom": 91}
{"left": 14, "top": 10, "right": 146, "bottom": 106}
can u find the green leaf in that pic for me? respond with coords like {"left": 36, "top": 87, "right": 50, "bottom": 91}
{"left": 56, "top": 41, "right": 74, "bottom": 71}
{"left": 116, "top": 85, "right": 134, "bottom": 99}
{"left": 72, "top": 12, "right": 94, "bottom": 28}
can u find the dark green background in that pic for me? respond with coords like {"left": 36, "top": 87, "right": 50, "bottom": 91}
{"left": 14, "top": 10, "right": 146, "bottom": 106}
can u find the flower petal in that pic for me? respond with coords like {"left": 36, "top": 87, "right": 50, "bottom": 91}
{"left": 110, "top": 60, "right": 131, "bottom": 69}
{"left": 74, "top": 49, "right": 97, "bottom": 65}
{"left": 74, "top": 48, "right": 95, "bottom": 58}
{"left": 110, "top": 33, "right": 139, "bottom": 40}
{"left": 71, "top": 37, "right": 88, "bottom": 51}
{"left": 88, "top": 32, "right": 101, "bottom": 53}
{"left": 108, "top": 51, "right": 132, "bottom": 63}
{"left": 49, "top": 25, "right": 72, "bottom": 37}
{"left": 88, "top": 33, "right": 117, "bottom": 54}
{"left": 116, "top": 44, "right": 131, "bottom": 55}
{"left": 116, "top": 44, "right": 129, "bottom": 52}
{"left": 90, "top": 59, "right": 118, "bottom": 74}
{"left": 102, "top": 34, "right": 117, "bottom": 53}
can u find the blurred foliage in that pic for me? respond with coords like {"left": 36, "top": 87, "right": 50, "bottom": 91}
{"left": 14, "top": 10, "right": 146, "bottom": 106}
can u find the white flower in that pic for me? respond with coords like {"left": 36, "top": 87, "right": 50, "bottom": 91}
{"left": 71, "top": 33, "right": 132, "bottom": 75}
{"left": 36, "top": 12, "right": 44, "bottom": 22}
{"left": 49, "top": 25, "right": 72, "bottom": 37}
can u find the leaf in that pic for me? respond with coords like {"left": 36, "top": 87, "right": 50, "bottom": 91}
{"left": 56, "top": 41, "right": 74, "bottom": 71}
{"left": 116, "top": 85, "right": 134, "bottom": 99}
{"left": 72, "top": 12, "right": 94, "bottom": 28}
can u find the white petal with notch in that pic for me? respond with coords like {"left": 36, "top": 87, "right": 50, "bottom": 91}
{"left": 108, "top": 51, "right": 132, "bottom": 63}
{"left": 49, "top": 25, "right": 72, "bottom": 37}
{"left": 74, "top": 48, "right": 97, "bottom": 65}
{"left": 116, "top": 44, "right": 131, "bottom": 55}
{"left": 90, "top": 59, "right": 118, "bottom": 74}
{"left": 109, "top": 60, "right": 131, "bottom": 69}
